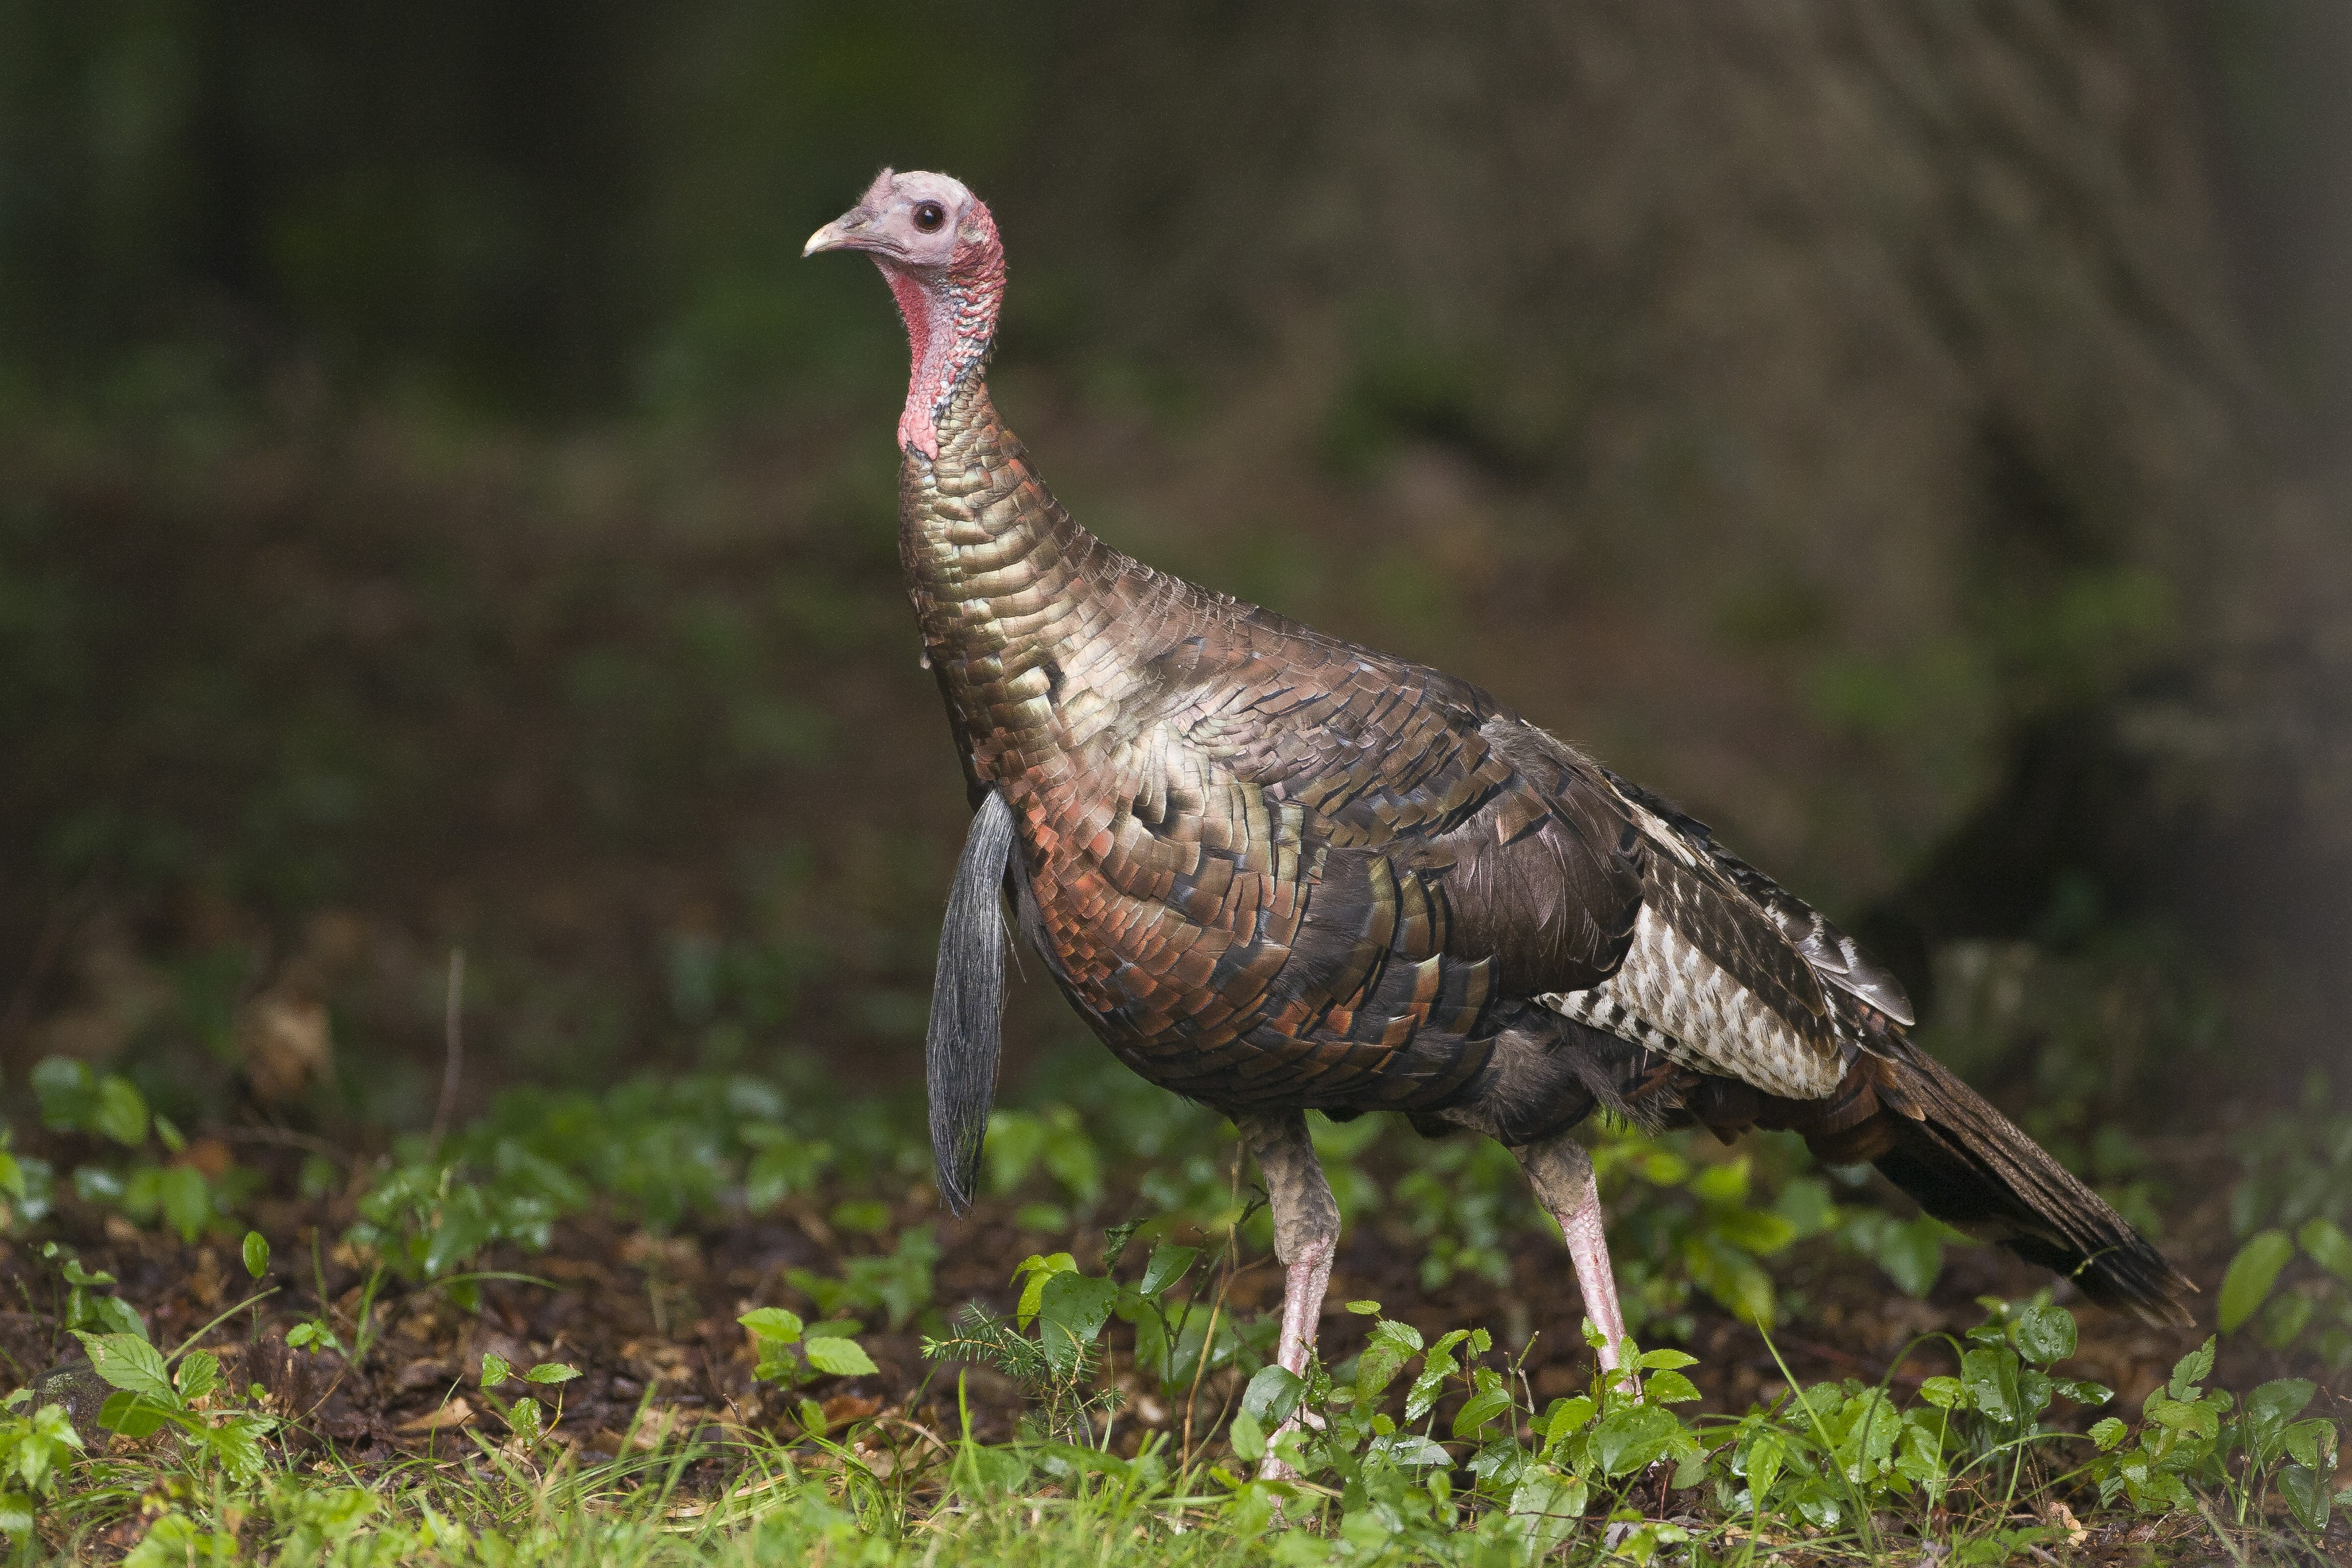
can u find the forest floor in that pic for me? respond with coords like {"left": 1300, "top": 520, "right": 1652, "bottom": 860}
{"left": 1, "top": 1098, "right": 2345, "bottom": 1565}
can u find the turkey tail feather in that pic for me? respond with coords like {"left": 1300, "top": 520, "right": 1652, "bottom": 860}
{"left": 926, "top": 789, "right": 1015, "bottom": 1215}
{"left": 1809, "top": 1038, "right": 2197, "bottom": 1328}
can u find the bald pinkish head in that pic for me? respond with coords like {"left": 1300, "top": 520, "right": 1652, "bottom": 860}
{"left": 804, "top": 170, "right": 1006, "bottom": 460}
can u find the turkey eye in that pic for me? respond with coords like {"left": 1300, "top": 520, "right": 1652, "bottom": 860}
{"left": 913, "top": 201, "right": 946, "bottom": 233}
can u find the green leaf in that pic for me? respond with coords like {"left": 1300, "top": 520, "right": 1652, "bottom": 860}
{"left": 737, "top": 1308, "right": 804, "bottom": 1345}
{"left": 1241, "top": 1366, "right": 1305, "bottom": 1428}
{"left": 1710, "top": 1207, "right": 1795, "bottom": 1256}
{"left": 241, "top": 1232, "right": 270, "bottom": 1280}
{"left": 1918, "top": 1376, "right": 1965, "bottom": 1410}
{"left": 1012, "top": 1252, "right": 1076, "bottom": 1329}
{"left": 1645, "top": 1369, "right": 1702, "bottom": 1404}
{"left": 1636, "top": 1348, "right": 1698, "bottom": 1370}
{"left": 1544, "top": 1395, "right": 1595, "bottom": 1448}
{"left": 2299, "top": 1217, "right": 2352, "bottom": 1285}
{"left": 2013, "top": 1301, "right": 2077, "bottom": 1366}
{"left": 1344, "top": 1299, "right": 1381, "bottom": 1316}
{"left": 1355, "top": 1318, "right": 1423, "bottom": 1399}
{"left": 201, "top": 1415, "right": 269, "bottom": 1484}
{"left": 2167, "top": 1338, "right": 2215, "bottom": 1402}
{"left": 93, "top": 1077, "right": 149, "bottom": 1149}
{"left": 1452, "top": 1386, "right": 1515, "bottom": 1440}
{"left": 174, "top": 1351, "right": 219, "bottom": 1404}
{"left": 0, "top": 1492, "right": 31, "bottom": 1540}
{"left": 1229, "top": 1407, "right": 1266, "bottom": 1464}
{"left": 1589, "top": 1404, "right": 1684, "bottom": 1477}
{"left": 804, "top": 1338, "right": 878, "bottom": 1378}
{"left": 97, "top": 1390, "right": 176, "bottom": 1439}
{"left": 2219, "top": 1232, "right": 2295, "bottom": 1332}
{"left": 523, "top": 1362, "right": 582, "bottom": 1385}
{"left": 1036, "top": 1271, "right": 1118, "bottom": 1371}
{"left": 2281, "top": 1464, "right": 2331, "bottom": 1534}
{"left": 1139, "top": 1245, "right": 1198, "bottom": 1299}
{"left": 73, "top": 1330, "right": 173, "bottom": 1400}
{"left": 158, "top": 1164, "right": 210, "bottom": 1244}
{"left": 479, "top": 1353, "right": 512, "bottom": 1388}
{"left": 2089, "top": 1417, "right": 2128, "bottom": 1451}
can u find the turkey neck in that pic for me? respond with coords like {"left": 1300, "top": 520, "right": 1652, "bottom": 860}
{"left": 898, "top": 373, "right": 1141, "bottom": 795}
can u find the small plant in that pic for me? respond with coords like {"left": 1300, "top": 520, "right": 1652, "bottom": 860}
{"left": 39, "top": 1241, "right": 147, "bottom": 1339}
{"left": 72, "top": 1328, "right": 277, "bottom": 1485}
{"left": 2220, "top": 1078, "right": 2352, "bottom": 1369}
{"left": 0, "top": 1398, "right": 84, "bottom": 1546}
{"left": 476, "top": 1353, "right": 584, "bottom": 1452}
{"left": 788, "top": 1226, "right": 940, "bottom": 1330}
{"left": 34, "top": 1055, "right": 248, "bottom": 1244}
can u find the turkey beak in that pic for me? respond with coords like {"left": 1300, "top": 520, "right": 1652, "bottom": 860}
{"left": 802, "top": 213, "right": 870, "bottom": 257}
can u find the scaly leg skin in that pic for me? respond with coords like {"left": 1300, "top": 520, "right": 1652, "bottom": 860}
{"left": 1237, "top": 1112, "right": 1339, "bottom": 1480}
{"left": 1515, "top": 1134, "right": 1638, "bottom": 1396}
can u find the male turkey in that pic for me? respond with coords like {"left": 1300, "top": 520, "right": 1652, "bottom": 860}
{"left": 804, "top": 170, "right": 2196, "bottom": 1402}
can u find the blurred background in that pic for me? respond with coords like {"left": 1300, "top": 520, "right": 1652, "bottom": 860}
{"left": 1, "top": 0, "right": 2345, "bottom": 1157}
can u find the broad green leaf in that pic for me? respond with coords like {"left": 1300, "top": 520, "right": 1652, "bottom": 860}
{"left": 479, "top": 1353, "right": 512, "bottom": 1388}
{"left": 1589, "top": 1404, "right": 1682, "bottom": 1477}
{"left": 804, "top": 1338, "right": 878, "bottom": 1377}
{"left": 1918, "top": 1376, "right": 1965, "bottom": 1410}
{"left": 1344, "top": 1299, "right": 1381, "bottom": 1316}
{"left": 2219, "top": 1232, "right": 2295, "bottom": 1332}
{"left": 97, "top": 1390, "right": 176, "bottom": 1439}
{"left": 241, "top": 1232, "right": 270, "bottom": 1279}
{"left": 1645, "top": 1369, "right": 1702, "bottom": 1404}
{"left": 93, "top": 1077, "right": 149, "bottom": 1149}
{"left": 1544, "top": 1395, "right": 1595, "bottom": 1448}
{"left": 1012, "top": 1252, "right": 1076, "bottom": 1329}
{"left": 156, "top": 1166, "right": 210, "bottom": 1243}
{"left": 2013, "top": 1301, "right": 2076, "bottom": 1365}
{"left": 2299, "top": 1217, "right": 2352, "bottom": 1284}
{"left": 1241, "top": 1366, "right": 1304, "bottom": 1428}
{"left": 2089, "top": 1417, "right": 2128, "bottom": 1450}
{"left": 1960, "top": 1347, "right": 2024, "bottom": 1425}
{"left": 1139, "top": 1245, "right": 1198, "bottom": 1299}
{"left": 174, "top": 1351, "right": 219, "bottom": 1404}
{"left": 1710, "top": 1207, "right": 1795, "bottom": 1256}
{"left": 1637, "top": 1349, "right": 1698, "bottom": 1370}
{"left": 2281, "top": 1464, "right": 2331, "bottom": 1533}
{"left": 2167, "top": 1338, "right": 2215, "bottom": 1401}
{"left": 73, "top": 1330, "right": 172, "bottom": 1400}
{"left": 737, "top": 1308, "right": 804, "bottom": 1345}
{"left": 1037, "top": 1271, "right": 1118, "bottom": 1374}
{"left": 0, "top": 1493, "right": 29, "bottom": 1540}
{"left": 1451, "top": 1385, "right": 1514, "bottom": 1439}
{"left": 1229, "top": 1407, "right": 1266, "bottom": 1464}
{"left": 1406, "top": 1329, "right": 1469, "bottom": 1423}
{"left": 1355, "top": 1318, "right": 1423, "bottom": 1398}
{"left": 203, "top": 1414, "right": 270, "bottom": 1483}
{"left": 524, "top": 1362, "right": 582, "bottom": 1385}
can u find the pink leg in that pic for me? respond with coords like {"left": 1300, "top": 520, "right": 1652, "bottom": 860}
{"left": 1238, "top": 1113, "right": 1340, "bottom": 1476}
{"left": 1516, "top": 1135, "right": 1636, "bottom": 1390}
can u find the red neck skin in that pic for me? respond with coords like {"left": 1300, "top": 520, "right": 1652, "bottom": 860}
{"left": 878, "top": 203, "right": 1005, "bottom": 460}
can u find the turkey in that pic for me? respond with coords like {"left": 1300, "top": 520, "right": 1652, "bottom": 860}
{"left": 803, "top": 169, "right": 2197, "bottom": 1404}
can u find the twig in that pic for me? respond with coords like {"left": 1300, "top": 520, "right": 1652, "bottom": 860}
{"left": 430, "top": 948, "right": 465, "bottom": 1149}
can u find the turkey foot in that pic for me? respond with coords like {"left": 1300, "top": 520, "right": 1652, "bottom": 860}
{"left": 1517, "top": 1134, "right": 1640, "bottom": 1398}
{"left": 1240, "top": 1112, "right": 1338, "bottom": 1481}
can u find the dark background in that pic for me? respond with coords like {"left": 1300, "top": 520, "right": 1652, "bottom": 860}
{"left": 1, "top": 1, "right": 2345, "bottom": 1152}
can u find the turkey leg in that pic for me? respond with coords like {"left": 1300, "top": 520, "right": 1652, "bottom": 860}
{"left": 1238, "top": 1112, "right": 1338, "bottom": 1476}
{"left": 1516, "top": 1134, "right": 1636, "bottom": 1388}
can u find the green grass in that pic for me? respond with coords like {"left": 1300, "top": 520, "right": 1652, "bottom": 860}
{"left": 1, "top": 1057, "right": 2348, "bottom": 1562}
